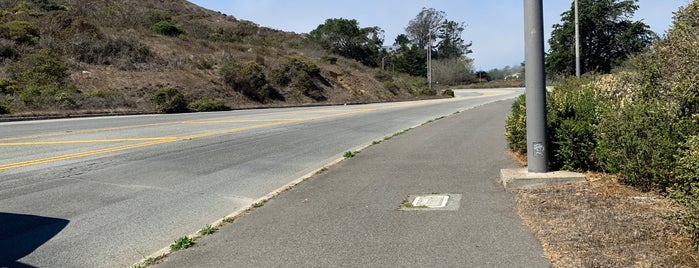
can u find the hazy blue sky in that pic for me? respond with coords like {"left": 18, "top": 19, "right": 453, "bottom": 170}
{"left": 188, "top": 0, "right": 688, "bottom": 71}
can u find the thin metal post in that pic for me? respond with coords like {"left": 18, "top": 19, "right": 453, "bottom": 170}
{"left": 575, "top": 0, "right": 581, "bottom": 77}
{"left": 427, "top": 34, "right": 432, "bottom": 90}
{"left": 524, "top": 0, "right": 548, "bottom": 173}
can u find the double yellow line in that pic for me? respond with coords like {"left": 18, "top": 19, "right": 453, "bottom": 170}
{"left": 0, "top": 108, "right": 376, "bottom": 171}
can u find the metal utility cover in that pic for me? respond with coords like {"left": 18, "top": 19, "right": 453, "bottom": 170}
{"left": 412, "top": 195, "right": 449, "bottom": 208}
{"left": 401, "top": 194, "right": 462, "bottom": 211}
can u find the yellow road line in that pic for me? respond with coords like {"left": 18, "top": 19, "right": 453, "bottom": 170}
{"left": 0, "top": 137, "right": 179, "bottom": 146}
{"left": 0, "top": 139, "right": 173, "bottom": 170}
{"left": 0, "top": 108, "right": 378, "bottom": 171}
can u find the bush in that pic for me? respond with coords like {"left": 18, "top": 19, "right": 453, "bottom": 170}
{"left": 150, "top": 20, "right": 184, "bottom": 37}
{"left": 382, "top": 81, "right": 399, "bottom": 95}
{"left": 189, "top": 98, "right": 230, "bottom": 112}
{"left": 152, "top": 87, "right": 189, "bottom": 113}
{"left": 670, "top": 135, "right": 699, "bottom": 244}
{"left": 0, "top": 20, "right": 40, "bottom": 44}
{"left": 269, "top": 57, "right": 324, "bottom": 101}
{"left": 596, "top": 100, "right": 686, "bottom": 190}
{"left": 505, "top": 94, "right": 527, "bottom": 154}
{"left": 320, "top": 55, "right": 337, "bottom": 64}
{"left": 442, "top": 89, "right": 454, "bottom": 97}
{"left": 220, "top": 61, "right": 283, "bottom": 102}
{"left": 546, "top": 77, "right": 601, "bottom": 171}
{"left": 7, "top": 50, "right": 68, "bottom": 87}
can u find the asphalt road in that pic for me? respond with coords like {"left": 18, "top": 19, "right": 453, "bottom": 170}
{"left": 0, "top": 88, "right": 522, "bottom": 267}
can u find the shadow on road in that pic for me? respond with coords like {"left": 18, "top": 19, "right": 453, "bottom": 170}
{"left": 0, "top": 212, "right": 69, "bottom": 267}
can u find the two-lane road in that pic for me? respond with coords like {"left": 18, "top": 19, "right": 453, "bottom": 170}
{"left": 0, "top": 88, "right": 522, "bottom": 267}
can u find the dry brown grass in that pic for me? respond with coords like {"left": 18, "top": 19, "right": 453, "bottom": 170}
{"left": 515, "top": 173, "right": 699, "bottom": 267}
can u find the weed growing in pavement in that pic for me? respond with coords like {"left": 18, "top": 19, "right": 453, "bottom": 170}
{"left": 252, "top": 199, "right": 268, "bottom": 208}
{"left": 170, "top": 236, "right": 195, "bottom": 251}
{"left": 222, "top": 217, "right": 235, "bottom": 223}
{"left": 314, "top": 167, "right": 328, "bottom": 175}
{"left": 343, "top": 151, "right": 358, "bottom": 158}
{"left": 199, "top": 224, "right": 218, "bottom": 235}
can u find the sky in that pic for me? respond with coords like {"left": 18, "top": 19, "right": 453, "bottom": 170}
{"left": 187, "top": 0, "right": 689, "bottom": 71}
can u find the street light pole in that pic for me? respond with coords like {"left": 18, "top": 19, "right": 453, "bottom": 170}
{"left": 575, "top": 0, "right": 581, "bottom": 78}
{"left": 427, "top": 33, "right": 432, "bottom": 90}
{"left": 524, "top": 0, "right": 548, "bottom": 173}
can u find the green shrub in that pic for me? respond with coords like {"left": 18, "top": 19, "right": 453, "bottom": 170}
{"left": 596, "top": 100, "right": 686, "bottom": 190}
{"left": 670, "top": 135, "right": 699, "bottom": 245}
{"left": 170, "top": 236, "right": 194, "bottom": 251}
{"left": 152, "top": 87, "right": 189, "bottom": 113}
{"left": 189, "top": 98, "right": 230, "bottom": 112}
{"left": 442, "top": 89, "right": 454, "bottom": 97}
{"left": 0, "top": 78, "right": 18, "bottom": 94}
{"left": 220, "top": 61, "right": 284, "bottom": 102}
{"left": 0, "top": 20, "right": 40, "bottom": 44}
{"left": 150, "top": 20, "right": 184, "bottom": 37}
{"left": 7, "top": 50, "right": 68, "bottom": 85}
{"left": 320, "top": 55, "right": 337, "bottom": 64}
{"left": 7, "top": 50, "right": 68, "bottom": 87}
{"left": 269, "top": 57, "right": 325, "bottom": 101}
{"left": 382, "top": 81, "right": 399, "bottom": 95}
{"left": 546, "top": 77, "right": 601, "bottom": 171}
{"left": 505, "top": 94, "right": 527, "bottom": 155}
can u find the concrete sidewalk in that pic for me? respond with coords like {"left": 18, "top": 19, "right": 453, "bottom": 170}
{"left": 154, "top": 100, "right": 549, "bottom": 267}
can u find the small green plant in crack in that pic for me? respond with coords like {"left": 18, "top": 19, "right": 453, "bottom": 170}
{"left": 170, "top": 236, "right": 195, "bottom": 251}
{"left": 252, "top": 199, "right": 268, "bottom": 208}
{"left": 199, "top": 224, "right": 218, "bottom": 235}
{"left": 222, "top": 217, "right": 235, "bottom": 223}
{"left": 372, "top": 140, "right": 382, "bottom": 145}
{"left": 314, "top": 167, "right": 329, "bottom": 175}
{"left": 343, "top": 151, "right": 358, "bottom": 158}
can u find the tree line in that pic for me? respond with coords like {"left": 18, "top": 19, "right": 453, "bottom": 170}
{"left": 309, "top": 8, "right": 475, "bottom": 86}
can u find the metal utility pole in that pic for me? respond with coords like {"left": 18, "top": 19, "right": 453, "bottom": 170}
{"left": 575, "top": 0, "right": 581, "bottom": 78}
{"left": 427, "top": 34, "right": 433, "bottom": 90}
{"left": 524, "top": 0, "right": 548, "bottom": 173}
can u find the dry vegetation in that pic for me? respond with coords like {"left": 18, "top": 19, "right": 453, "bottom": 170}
{"left": 0, "top": 0, "right": 427, "bottom": 117}
{"left": 515, "top": 174, "right": 699, "bottom": 267}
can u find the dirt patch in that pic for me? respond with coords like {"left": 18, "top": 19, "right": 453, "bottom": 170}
{"left": 515, "top": 173, "right": 699, "bottom": 267}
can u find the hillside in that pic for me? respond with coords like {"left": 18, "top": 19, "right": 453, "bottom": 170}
{"left": 0, "top": 0, "right": 427, "bottom": 116}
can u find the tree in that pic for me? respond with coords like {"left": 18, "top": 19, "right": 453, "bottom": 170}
{"left": 309, "top": 18, "right": 384, "bottom": 67}
{"left": 546, "top": 0, "right": 654, "bottom": 76}
{"left": 405, "top": 8, "right": 445, "bottom": 50}
{"left": 436, "top": 20, "right": 472, "bottom": 59}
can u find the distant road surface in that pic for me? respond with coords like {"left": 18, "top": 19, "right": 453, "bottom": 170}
{"left": 0, "top": 88, "right": 522, "bottom": 267}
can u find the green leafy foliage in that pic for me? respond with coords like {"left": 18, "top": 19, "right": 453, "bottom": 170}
{"left": 670, "top": 135, "right": 699, "bottom": 244}
{"left": 309, "top": 18, "right": 383, "bottom": 67}
{"left": 505, "top": 94, "right": 527, "bottom": 154}
{"left": 151, "top": 87, "right": 189, "bottom": 113}
{"left": 546, "top": 0, "right": 654, "bottom": 76}
{"left": 189, "top": 98, "right": 230, "bottom": 112}
{"left": 546, "top": 77, "right": 600, "bottom": 171}
{"left": 150, "top": 20, "right": 184, "bottom": 37}
{"left": 0, "top": 20, "right": 40, "bottom": 44}
{"left": 170, "top": 236, "right": 195, "bottom": 251}
{"left": 220, "top": 61, "right": 284, "bottom": 103}
{"left": 269, "top": 57, "right": 324, "bottom": 101}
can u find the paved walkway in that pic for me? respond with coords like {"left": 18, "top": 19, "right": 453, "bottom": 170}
{"left": 154, "top": 100, "right": 549, "bottom": 267}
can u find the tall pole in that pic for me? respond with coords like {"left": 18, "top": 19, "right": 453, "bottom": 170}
{"left": 575, "top": 0, "right": 581, "bottom": 78}
{"left": 427, "top": 33, "right": 432, "bottom": 90}
{"left": 524, "top": 0, "right": 548, "bottom": 173}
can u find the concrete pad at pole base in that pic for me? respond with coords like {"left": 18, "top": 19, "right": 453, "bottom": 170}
{"left": 500, "top": 168, "right": 586, "bottom": 191}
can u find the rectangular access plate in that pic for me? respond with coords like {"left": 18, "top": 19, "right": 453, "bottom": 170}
{"left": 412, "top": 195, "right": 449, "bottom": 208}
{"left": 400, "top": 194, "right": 462, "bottom": 211}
